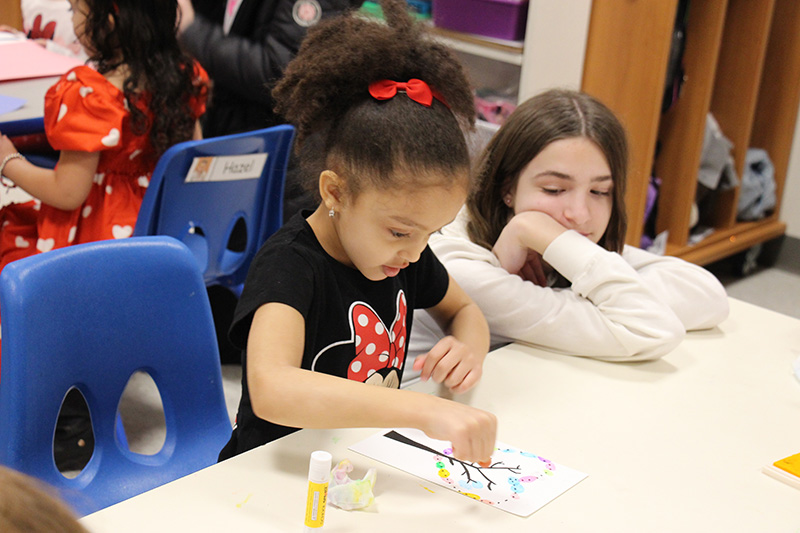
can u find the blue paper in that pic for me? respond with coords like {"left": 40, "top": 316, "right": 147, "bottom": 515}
{"left": 0, "top": 94, "right": 26, "bottom": 116}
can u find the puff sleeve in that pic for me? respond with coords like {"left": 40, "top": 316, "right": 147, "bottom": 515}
{"left": 44, "top": 66, "right": 127, "bottom": 152}
{"left": 188, "top": 62, "right": 210, "bottom": 119}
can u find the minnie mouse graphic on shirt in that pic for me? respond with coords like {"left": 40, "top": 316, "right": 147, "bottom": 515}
{"left": 311, "top": 291, "right": 407, "bottom": 389}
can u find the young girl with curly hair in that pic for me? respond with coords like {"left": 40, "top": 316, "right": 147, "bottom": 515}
{"left": 219, "top": 0, "right": 496, "bottom": 464}
{"left": 0, "top": 0, "right": 208, "bottom": 273}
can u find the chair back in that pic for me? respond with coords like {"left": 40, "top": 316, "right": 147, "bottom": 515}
{"left": 134, "top": 125, "right": 295, "bottom": 289}
{"left": 0, "top": 237, "right": 232, "bottom": 516}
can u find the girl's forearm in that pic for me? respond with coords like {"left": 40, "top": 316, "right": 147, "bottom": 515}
{"left": 245, "top": 302, "right": 496, "bottom": 463}
{"left": 249, "top": 363, "right": 497, "bottom": 464}
{"left": 2, "top": 150, "right": 99, "bottom": 210}
{"left": 249, "top": 364, "right": 437, "bottom": 430}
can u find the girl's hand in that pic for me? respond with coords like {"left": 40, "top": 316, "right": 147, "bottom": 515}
{"left": 0, "top": 25, "right": 24, "bottom": 37}
{"left": 493, "top": 211, "right": 567, "bottom": 275}
{"left": 413, "top": 336, "right": 485, "bottom": 394}
{"left": 519, "top": 249, "right": 548, "bottom": 286}
{"left": 0, "top": 134, "right": 19, "bottom": 162}
{"left": 176, "top": 0, "right": 196, "bottom": 34}
{"left": 424, "top": 398, "right": 497, "bottom": 465}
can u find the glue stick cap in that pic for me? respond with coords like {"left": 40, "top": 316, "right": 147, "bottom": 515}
{"left": 308, "top": 450, "right": 332, "bottom": 483}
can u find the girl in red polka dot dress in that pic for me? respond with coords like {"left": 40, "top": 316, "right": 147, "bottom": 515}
{"left": 218, "top": 0, "right": 496, "bottom": 466}
{"left": 0, "top": 0, "right": 208, "bottom": 274}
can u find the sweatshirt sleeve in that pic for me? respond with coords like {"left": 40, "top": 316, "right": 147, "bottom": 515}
{"left": 179, "top": 2, "right": 299, "bottom": 105}
{"left": 620, "top": 245, "right": 729, "bottom": 330}
{"left": 428, "top": 229, "right": 686, "bottom": 361}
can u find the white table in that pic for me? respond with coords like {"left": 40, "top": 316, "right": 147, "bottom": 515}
{"left": 81, "top": 298, "right": 800, "bottom": 532}
{"left": 0, "top": 76, "right": 56, "bottom": 135}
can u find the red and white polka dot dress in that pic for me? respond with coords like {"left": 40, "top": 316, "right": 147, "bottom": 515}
{"left": 0, "top": 65, "right": 207, "bottom": 273}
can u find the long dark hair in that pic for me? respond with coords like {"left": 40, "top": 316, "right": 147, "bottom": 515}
{"left": 273, "top": 0, "right": 476, "bottom": 197}
{"left": 80, "top": 0, "right": 203, "bottom": 159}
{"left": 467, "top": 89, "right": 629, "bottom": 253}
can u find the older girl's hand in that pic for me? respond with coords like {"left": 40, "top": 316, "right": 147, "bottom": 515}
{"left": 493, "top": 211, "right": 567, "bottom": 275}
{"left": 0, "top": 134, "right": 19, "bottom": 163}
{"left": 519, "top": 249, "right": 548, "bottom": 286}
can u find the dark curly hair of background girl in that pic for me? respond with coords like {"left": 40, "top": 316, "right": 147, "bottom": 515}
{"left": 273, "top": 0, "right": 477, "bottom": 196}
{"left": 81, "top": 0, "right": 204, "bottom": 159}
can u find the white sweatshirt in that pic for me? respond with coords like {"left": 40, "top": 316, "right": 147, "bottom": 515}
{"left": 407, "top": 210, "right": 729, "bottom": 380}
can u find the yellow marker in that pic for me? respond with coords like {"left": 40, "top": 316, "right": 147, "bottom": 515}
{"left": 774, "top": 453, "right": 800, "bottom": 477}
{"left": 304, "top": 451, "right": 332, "bottom": 531}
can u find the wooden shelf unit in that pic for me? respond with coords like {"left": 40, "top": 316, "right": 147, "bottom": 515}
{"left": 429, "top": 26, "right": 524, "bottom": 66}
{"left": 581, "top": 0, "right": 800, "bottom": 266}
{"left": 0, "top": 0, "right": 23, "bottom": 30}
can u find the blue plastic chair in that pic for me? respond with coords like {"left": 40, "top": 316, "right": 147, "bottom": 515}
{"left": 0, "top": 237, "right": 233, "bottom": 516}
{"left": 134, "top": 124, "right": 295, "bottom": 292}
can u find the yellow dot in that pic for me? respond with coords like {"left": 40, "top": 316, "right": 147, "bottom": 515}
{"left": 438, "top": 469, "right": 450, "bottom": 478}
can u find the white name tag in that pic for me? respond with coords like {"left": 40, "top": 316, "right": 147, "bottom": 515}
{"left": 184, "top": 153, "right": 269, "bottom": 183}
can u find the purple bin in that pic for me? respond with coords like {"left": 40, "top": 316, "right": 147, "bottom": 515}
{"left": 433, "top": 0, "right": 529, "bottom": 42}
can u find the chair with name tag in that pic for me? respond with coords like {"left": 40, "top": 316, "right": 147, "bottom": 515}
{"left": 134, "top": 124, "right": 295, "bottom": 292}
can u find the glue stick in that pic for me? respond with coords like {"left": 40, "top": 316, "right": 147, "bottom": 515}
{"left": 304, "top": 450, "right": 331, "bottom": 531}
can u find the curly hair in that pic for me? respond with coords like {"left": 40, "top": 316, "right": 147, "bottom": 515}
{"left": 467, "top": 89, "right": 629, "bottom": 254}
{"left": 79, "top": 0, "right": 204, "bottom": 159}
{"left": 273, "top": 0, "right": 476, "bottom": 197}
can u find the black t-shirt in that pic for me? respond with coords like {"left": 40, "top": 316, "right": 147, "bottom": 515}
{"left": 219, "top": 212, "right": 449, "bottom": 460}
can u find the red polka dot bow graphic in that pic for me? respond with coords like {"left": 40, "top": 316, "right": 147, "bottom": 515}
{"left": 348, "top": 292, "right": 407, "bottom": 382}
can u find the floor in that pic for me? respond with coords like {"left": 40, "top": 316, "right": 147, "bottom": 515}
{"left": 103, "top": 239, "right": 800, "bottom": 459}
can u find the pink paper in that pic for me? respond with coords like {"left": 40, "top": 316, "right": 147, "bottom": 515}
{"left": 0, "top": 41, "right": 83, "bottom": 82}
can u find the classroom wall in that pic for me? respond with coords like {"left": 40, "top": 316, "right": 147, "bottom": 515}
{"left": 519, "top": 0, "right": 592, "bottom": 100}
{"left": 780, "top": 104, "right": 800, "bottom": 239}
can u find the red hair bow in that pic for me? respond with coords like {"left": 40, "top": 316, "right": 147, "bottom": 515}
{"left": 368, "top": 79, "right": 447, "bottom": 108}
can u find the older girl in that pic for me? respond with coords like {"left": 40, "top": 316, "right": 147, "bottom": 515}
{"left": 409, "top": 89, "right": 728, "bottom": 367}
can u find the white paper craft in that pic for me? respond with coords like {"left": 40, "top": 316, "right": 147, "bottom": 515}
{"left": 349, "top": 428, "right": 587, "bottom": 517}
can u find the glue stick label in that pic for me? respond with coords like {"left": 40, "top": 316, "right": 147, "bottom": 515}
{"left": 304, "top": 480, "right": 328, "bottom": 528}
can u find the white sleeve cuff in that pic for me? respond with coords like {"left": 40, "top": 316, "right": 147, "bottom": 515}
{"left": 542, "top": 230, "right": 602, "bottom": 282}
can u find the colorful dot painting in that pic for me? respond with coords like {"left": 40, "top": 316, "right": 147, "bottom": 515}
{"left": 429, "top": 447, "right": 560, "bottom": 505}
{"left": 349, "top": 428, "right": 588, "bottom": 517}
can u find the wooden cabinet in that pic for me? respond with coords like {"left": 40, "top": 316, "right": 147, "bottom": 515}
{"left": 582, "top": 0, "right": 800, "bottom": 265}
{"left": 0, "top": 0, "right": 23, "bottom": 30}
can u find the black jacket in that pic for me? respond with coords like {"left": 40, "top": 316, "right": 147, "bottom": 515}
{"left": 181, "top": 0, "right": 362, "bottom": 137}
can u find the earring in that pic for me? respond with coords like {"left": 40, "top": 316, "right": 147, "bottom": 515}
{"left": 504, "top": 196, "right": 512, "bottom": 206}
{"left": 329, "top": 208, "right": 335, "bottom": 218}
